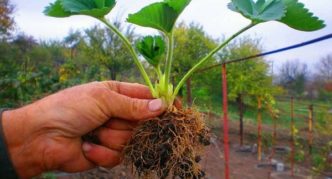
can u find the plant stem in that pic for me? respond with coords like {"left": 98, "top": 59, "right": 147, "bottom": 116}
{"left": 164, "top": 32, "right": 174, "bottom": 94}
{"left": 172, "top": 23, "right": 256, "bottom": 100}
{"left": 99, "top": 18, "right": 156, "bottom": 96}
{"left": 156, "top": 65, "right": 162, "bottom": 80}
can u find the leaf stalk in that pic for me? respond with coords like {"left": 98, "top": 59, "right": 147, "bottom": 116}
{"left": 172, "top": 23, "right": 256, "bottom": 100}
{"left": 164, "top": 32, "right": 174, "bottom": 95}
{"left": 99, "top": 18, "right": 156, "bottom": 96}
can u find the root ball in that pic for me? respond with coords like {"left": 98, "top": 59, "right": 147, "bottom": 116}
{"left": 124, "top": 107, "right": 210, "bottom": 179}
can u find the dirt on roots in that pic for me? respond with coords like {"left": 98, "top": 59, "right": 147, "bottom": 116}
{"left": 123, "top": 107, "right": 211, "bottom": 179}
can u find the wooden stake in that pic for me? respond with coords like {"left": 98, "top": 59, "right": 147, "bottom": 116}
{"left": 186, "top": 77, "right": 192, "bottom": 107}
{"left": 222, "top": 64, "right": 230, "bottom": 179}
{"left": 268, "top": 105, "right": 277, "bottom": 161}
{"left": 237, "top": 94, "right": 244, "bottom": 146}
{"left": 290, "top": 96, "right": 295, "bottom": 176}
{"left": 308, "top": 104, "right": 313, "bottom": 155}
{"left": 257, "top": 97, "right": 262, "bottom": 161}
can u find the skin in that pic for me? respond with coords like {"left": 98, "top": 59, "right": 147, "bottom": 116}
{"left": 1, "top": 81, "right": 166, "bottom": 179}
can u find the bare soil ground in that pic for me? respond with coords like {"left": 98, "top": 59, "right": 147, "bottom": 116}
{"left": 56, "top": 113, "right": 331, "bottom": 179}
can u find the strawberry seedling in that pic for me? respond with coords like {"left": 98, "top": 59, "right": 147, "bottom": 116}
{"left": 44, "top": 0, "right": 325, "bottom": 178}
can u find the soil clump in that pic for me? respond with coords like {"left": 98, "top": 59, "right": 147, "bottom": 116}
{"left": 124, "top": 107, "right": 210, "bottom": 179}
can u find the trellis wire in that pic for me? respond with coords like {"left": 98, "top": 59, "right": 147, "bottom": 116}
{"left": 215, "top": 34, "right": 332, "bottom": 178}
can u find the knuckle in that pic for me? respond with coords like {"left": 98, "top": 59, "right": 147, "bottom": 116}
{"left": 133, "top": 82, "right": 142, "bottom": 87}
{"left": 89, "top": 87, "right": 111, "bottom": 101}
{"left": 90, "top": 81, "right": 101, "bottom": 85}
{"left": 129, "top": 99, "right": 147, "bottom": 120}
{"left": 99, "top": 153, "right": 121, "bottom": 168}
{"left": 97, "top": 128, "right": 108, "bottom": 140}
{"left": 102, "top": 81, "right": 120, "bottom": 92}
{"left": 89, "top": 87, "right": 103, "bottom": 98}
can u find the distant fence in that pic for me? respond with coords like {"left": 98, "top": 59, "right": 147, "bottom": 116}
{"left": 188, "top": 34, "right": 332, "bottom": 179}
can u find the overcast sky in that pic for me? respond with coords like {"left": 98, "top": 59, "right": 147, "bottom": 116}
{"left": 10, "top": 0, "right": 332, "bottom": 71}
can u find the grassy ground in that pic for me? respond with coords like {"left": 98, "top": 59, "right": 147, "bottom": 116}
{"left": 194, "top": 96, "right": 332, "bottom": 132}
{"left": 194, "top": 97, "right": 332, "bottom": 175}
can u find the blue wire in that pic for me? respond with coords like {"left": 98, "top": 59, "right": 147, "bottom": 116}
{"left": 224, "top": 33, "right": 332, "bottom": 64}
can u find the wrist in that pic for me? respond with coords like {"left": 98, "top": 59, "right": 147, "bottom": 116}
{"left": 2, "top": 107, "right": 44, "bottom": 178}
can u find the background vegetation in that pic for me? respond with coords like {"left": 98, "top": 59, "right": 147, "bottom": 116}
{"left": 1, "top": 0, "right": 331, "bottom": 173}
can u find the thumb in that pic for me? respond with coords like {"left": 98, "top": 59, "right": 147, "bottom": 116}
{"left": 105, "top": 91, "right": 166, "bottom": 121}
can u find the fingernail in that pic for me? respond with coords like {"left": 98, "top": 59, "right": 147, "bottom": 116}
{"left": 82, "top": 142, "right": 92, "bottom": 152}
{"left": 148, "top": 99, "right": 163, "bottom": 112}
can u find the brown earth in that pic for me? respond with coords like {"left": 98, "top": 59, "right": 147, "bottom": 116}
{"left": 55, "top": 113, "right": 331, "bottom": 179}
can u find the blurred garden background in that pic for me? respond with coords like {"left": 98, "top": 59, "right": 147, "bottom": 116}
{"left": 1, "top": 0, "right": 332, "bottom": 177}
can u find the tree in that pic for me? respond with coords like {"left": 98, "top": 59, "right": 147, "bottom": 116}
{"left": 0, "top": 0, "right": 15, "bottom": 38}
{"left": 278, "top": 60, "right": 309, "bottom": 96}
{"left": 0, "top": 36, "right": 68, "bottom": 107}
{"left": 225, "top": 37, "right": 278, "bottom": 146}
{"left": 172, "top": 22, "right": 217, "bottom": 105}
{"left": 315, "top": 54, "right": 332, "bottom": 82}
{"left": 0, "top": 33, "right": 37, "bottom": 77}
{"left": 64, "top": 30, "right": 85, "bottom": 60}
{"left": 312, "top": 54, "right": 332, "bottom": 100}
{"left": 82, "top": 22, "right": 136, "bottom": 81}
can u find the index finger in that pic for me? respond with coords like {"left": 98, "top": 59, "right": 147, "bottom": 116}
{"left": 101, "top": 81, "right": 153, "bottom": 99}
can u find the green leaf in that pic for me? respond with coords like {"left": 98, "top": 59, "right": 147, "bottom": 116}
{"left": 229, "top": 0, "right": 325, "bottom": 31}
{"left": 136, "top": 36, "right": 165, "bottom": 67}
{"left": 44, "top": 0, "right": 116, "bottom": 18}
{"left": 44, "top": 0, "right": 72, "bottom": 17}
{"left": 127, "top": 0, "right": 191, "bottom": 33}
{"left": 229, "top": 0, "right": 285, "bottom": 22}
{"left": 95, "top": 0, "right": 105, "bottom": 8}
{"left": 62, "top": 0, "right": 116, "bottom": 18}
{"left": 278, "top": 0, "right": 325, "bottom": 31}
{"left": 127, "top": 3, "right": 177, "bottom": 33}
{"left": 165, "top": 0, "right": 191, "bottom": 13}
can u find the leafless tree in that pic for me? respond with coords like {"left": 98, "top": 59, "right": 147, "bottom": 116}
{"left": 278, "top": 60, "right": 309, "bottom": 96}
{"left": 315, "top": 54, "right": 332, "bottom": 82}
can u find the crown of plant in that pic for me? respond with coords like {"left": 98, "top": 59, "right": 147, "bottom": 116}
{"left": 44, "top": 0, "right": 325, "bottom": 106}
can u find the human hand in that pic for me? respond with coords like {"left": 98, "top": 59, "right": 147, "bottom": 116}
{"left": 2, "top": 81, "right": 166, "bottom": 178}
